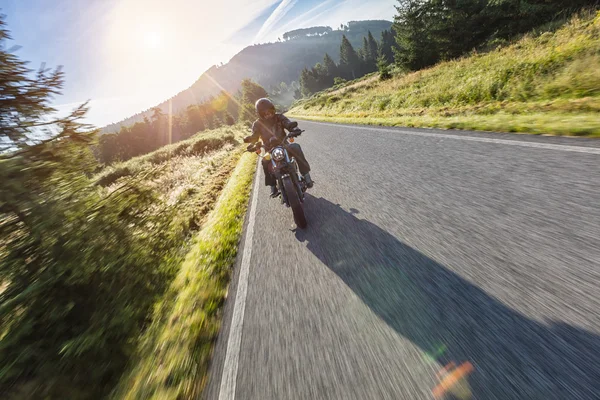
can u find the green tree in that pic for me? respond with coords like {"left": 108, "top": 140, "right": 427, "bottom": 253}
{"left": 150, "top": 106, "right": 168, "bottom": 146}
{"left": 379, "top": 29, "right": 396, "bottom": 64}
{"left": 240, "top": 78, "right": 268, "bottom": 105}
{"left": 240, "top": 79, "right": 268, "bottom": 121}
{"left": 425, "top": 0, "right": 489, "bottom": 60}
{"left": 313, "top": 62, "right": 328, "bottom": 88}
{"left": 300, "top": 67, "right": 319, "bottom": 97}
{"left": 393, "top": 0, "right": 440, "bottom": 70}
{"left": 323, "top": 53, "right": 338, "bottom": 82}
{"left": 361, "top": 31, "right": 379, "bottom": 73}
{"left": 367, "top": 31, "right": 379, "bottom": 62}
{"left": 377, "top": 54, "right": 392, "bottom": 81}
{"left": 98, "top": 133, "right": 121, "bottom": 164}
{"left": 0, "top": 21, "right": 89, "bottom": 152}
{"left": 339, "top": 35, "right": 361, "bottom": 79}
{"left": 359, "top": 36, "right": 369, "bottom": 71}
{"left": 186, "top": 105, "right": 206, "bottom": 134}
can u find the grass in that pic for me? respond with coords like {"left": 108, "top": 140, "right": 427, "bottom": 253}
{"left": 289, "top": 11, "right": 600, "bottom": 137}
{"left": 112, "top": 152, "right": 257, "bottom": 400}
{"left": 96, "top": 126, "right": 241, "bottom": 187}
{"left": 294, "top": 111, "right": 600, "bottom": 137}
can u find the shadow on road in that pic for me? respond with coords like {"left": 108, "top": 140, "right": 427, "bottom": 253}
{"left": 295, "top": 196, "right": 600, "bottom": 399}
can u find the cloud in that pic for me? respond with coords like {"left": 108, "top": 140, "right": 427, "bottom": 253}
{"left": 253, "top": 0, "right": 299, "bottom": 43}
{"left": 253, "top": 0, "right": 395, "bottom": 44}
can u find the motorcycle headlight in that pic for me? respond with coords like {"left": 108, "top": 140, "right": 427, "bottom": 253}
{"left": 272, "top": 147, "right": 285, "bottom": 161}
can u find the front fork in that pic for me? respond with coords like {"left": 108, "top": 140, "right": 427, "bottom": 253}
{"left": 277, "top": 176, "right": 288, "bottom": 205}
{"left": 273, "top": 151, "right": 305, "bottom": 205}
{"left": 278, "top": 177, "right": 303, "bottom": 206}
{"left": 289, "top": 158, "right": 306, "bottom": 199}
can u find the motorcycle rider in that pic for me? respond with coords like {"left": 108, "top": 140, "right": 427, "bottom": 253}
{"left": 244, "top": 98, "right": 313, "bottom": 197}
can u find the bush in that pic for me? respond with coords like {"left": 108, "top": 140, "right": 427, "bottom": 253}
{"left": 377, "top": 55, "right": 392, "bottom": 81}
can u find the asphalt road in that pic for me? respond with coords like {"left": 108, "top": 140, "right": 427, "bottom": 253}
{"left": 206, "top": 121, "right": 600, "bottom": 400}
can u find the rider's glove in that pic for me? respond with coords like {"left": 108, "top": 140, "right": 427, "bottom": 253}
{"left": 246, "top": 143, "right": 256, "bottom": 152}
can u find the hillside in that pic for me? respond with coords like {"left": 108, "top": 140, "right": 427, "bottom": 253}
{"left": 289, "top": 12, "right": 600, "bottom": 137}
{"left": 2, "top": 124, "right": 255, "bottom": 398}
{"left": 102, "top": 20, "right": 391, "bottom": 134}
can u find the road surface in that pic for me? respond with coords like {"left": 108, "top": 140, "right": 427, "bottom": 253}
{"left": 206, "top": 121, "right": 600, "bottom": 400}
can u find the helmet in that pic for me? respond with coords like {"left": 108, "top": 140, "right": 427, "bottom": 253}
{"left": 255, "top": 98, "right": 275, "bottom": 119}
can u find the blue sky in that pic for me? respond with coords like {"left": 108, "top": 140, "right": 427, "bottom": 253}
{"left": 3, "top": 0, "right": 395, "bottom": 127}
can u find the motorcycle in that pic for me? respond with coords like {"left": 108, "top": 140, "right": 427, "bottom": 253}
{"left": 246, "top": 123, "right": 308, "bottom": 228}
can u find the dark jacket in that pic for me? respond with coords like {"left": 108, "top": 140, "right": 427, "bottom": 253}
{"left": 244, "top": 114, "right": 296, "bottom": 148}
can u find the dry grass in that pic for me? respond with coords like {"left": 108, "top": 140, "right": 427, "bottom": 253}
{"left": 96, "top": 126, "right": 241, "bottom": 187}
{"left": 113, "top": 152, "right": 257, "bottom": 400}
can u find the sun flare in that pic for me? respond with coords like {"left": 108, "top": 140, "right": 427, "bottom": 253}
{"left": 142, "top": 30, "right": 163, "bottom": 50}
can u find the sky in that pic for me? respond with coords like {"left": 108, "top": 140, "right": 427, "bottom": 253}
{"left": 3, "top": 0, "right": 395, "bottom": 127}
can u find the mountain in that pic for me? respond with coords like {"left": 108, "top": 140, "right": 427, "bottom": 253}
{"left": 101, "top": 20, "right": 392, "bottom": 133}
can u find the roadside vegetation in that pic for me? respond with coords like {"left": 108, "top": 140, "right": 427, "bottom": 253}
{"left": 290, "top": 11, "right": 600, "bottom": 137}
{"left": 113, "top": 152, "right": 256, "bottom": 400}
{"left": 0, "top": 13, "right": 262, "bottom": 398}
{"left": 1, "top": 121, "right": 250, "bottom": 398}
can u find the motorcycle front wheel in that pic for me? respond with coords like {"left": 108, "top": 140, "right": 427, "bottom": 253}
{"left": 282, "top": 176, "right": 307, "bottom": 229}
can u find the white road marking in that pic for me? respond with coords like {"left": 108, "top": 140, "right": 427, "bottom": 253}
{"left": 312, "top": 121, "right": 600, "bottom": 155}
{"left": 218, "top": 159, "right": 261, "bottom": 400}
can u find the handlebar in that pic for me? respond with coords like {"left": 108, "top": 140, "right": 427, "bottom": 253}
{"left": 246, "top": 130, "right": 304, "bottom": 153}
{"left": 287, "top": 129, "right": 305, "bottom": 138}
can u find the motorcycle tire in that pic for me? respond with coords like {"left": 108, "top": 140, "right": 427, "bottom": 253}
{"left": 282, "top": 176, "right": 307, "bottom": 229}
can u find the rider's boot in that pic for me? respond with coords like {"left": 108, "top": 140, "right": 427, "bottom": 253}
{"left": 304, "top": 173, "right": 314, "bottom": 188}
{"left": 270, "top": 184, "right": 280, "bottom": 198}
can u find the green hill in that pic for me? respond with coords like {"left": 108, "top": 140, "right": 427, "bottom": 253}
{"left": 102, "top": 20, "right": 391, "bottom": 134}
{"left": 289, "top": 12, "right": 600, "bottom": 137}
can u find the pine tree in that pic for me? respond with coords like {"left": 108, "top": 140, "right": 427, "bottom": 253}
{"left": 312, "top": 62, "right": 327, "bottom": 89}
{"left": 322, "top": 53, "right": 338, "bottom": 84}
{"left": 240, "top": 78, "right": 268, "bottom": 105}
{"left": 377, "top": 54, "right": 392, "bottom": 81}
{"left": 361, "top": 36, "right": 370, "bottom": 72}
{"left": 240, "top": 78, "right": 268, "bottom": 121}
{"left": 339, "top": 35, "right": 361, "bottom": 80}
{"left": 0, "top": 17, "right": 89, "bottom": 152}
{"left": 186, "top": 105, "right": 206, "bottom": 134}
{"left": 359, "top": 31, "right": 379, "bottom": 73}
{"left": 367, "top": 31, "right": 379, "bottom": 62}
{"left": 379, "top": 29, "right": 396, "bottom": 64}
{"left": 300, "top": 67, "right": 318, "bottom": 97}
{"left": 393, "top": 0, "right": 440, "bottom": 70}
{"left": 426, "top": 0, "right": 488, "bottom": 60}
